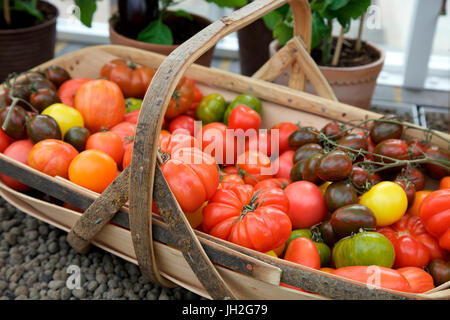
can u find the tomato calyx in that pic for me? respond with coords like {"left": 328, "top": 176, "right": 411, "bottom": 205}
{"left": 236, "top": 191, "right": 262, "bottom": 222}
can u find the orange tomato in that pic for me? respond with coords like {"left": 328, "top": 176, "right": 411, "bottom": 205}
{"left": 68, "top": 149, "right": 118, "bottom": 193}
{"left": 74, "top": 79, "right": 125, "bottom": 133}
{"left": 85, "top": 131, "right": 124, "bottom": 167}
{"left": 28, "top": 139, "right": 78, "bottom": 179}
{"left": 407, "top": 190, "right": 432, "bottom": 217}
{"left": 440, "top": 176, "right": 450, "bottom": 189}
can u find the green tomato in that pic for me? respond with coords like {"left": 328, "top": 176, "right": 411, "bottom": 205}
{"left": 196, "top": 93, "right": 227, "bottom": 124}
{"left": 125, "top": 98, "right": 142, "bottom": 114}
{"left": 223, "top": 94, "right": 263, "bottom": 125}
{"left": 332, "top": 231, "right": 395, "bottom": 269}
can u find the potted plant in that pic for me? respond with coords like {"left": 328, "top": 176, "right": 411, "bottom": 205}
{"left": 77, "top": 0, "right": 216, "bottom": 67}
{"left": 263, "top": 0, "right": 384, "bottom": 109}
{"left": 0, "top": 0, "right": 58, "bottom": 82}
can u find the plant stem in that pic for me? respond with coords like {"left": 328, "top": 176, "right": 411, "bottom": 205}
{"left": 331, "top": 26, "right": 345, "bottom": 67}
{"left": 355, "top": 12, "right": 366, "bottom": 53}
{"left": 3, "top": 0, "right": 11, "bottom": 25}
{"left": 321, "top": 19, "right": 333, "bottom": 65}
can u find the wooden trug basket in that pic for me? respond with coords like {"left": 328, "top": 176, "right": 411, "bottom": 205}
{"left": 0, "top": 0, "right": 449, "bottom": 300}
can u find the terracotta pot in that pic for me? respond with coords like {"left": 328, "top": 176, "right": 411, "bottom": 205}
{"left": 109, "top": 13, "right": 215, "bottom": 67}
{"left": 0, "top": 1, "right": 58, "bottom": 82}
{"left": 269, "top": 39, "right": 385, "bottom": 109}
{"left": 237, "top": 18, "right": 273, "bottom": 76}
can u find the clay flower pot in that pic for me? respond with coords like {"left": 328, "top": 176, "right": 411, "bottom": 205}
{"left": 109, "top": 12, "right": 216, "bottom": 67}
{"left": 269, "top": 39, "right": 385, "bottom": 109}
{"left": 0, "top": 1, "right": 58, "bottom": 82}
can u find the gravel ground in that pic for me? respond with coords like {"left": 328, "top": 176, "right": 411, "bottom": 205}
{"left": 0, "top": 196, "right": 203, "bottom": 300}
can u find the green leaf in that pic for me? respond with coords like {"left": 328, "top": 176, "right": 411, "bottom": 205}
{"left": 333, "top": 0, "right": 370, "bottom": 20}
{"left": 328, "top": 0, "right": 350, "bottom": 11}
{"left": 172, "top": 9, "right": 193, "bottom": 21}
{"left": 12, "top": 0, "right": 43, "bottom": 21}
{"left": 205, "top": 0, "right": 248, "bottom": 8}
{"left": 262, "top": 11, "right": 283, "bottom": 31}
{"left": 273, "top": 20, "right": 293, "bottom": 47}
{"left": 137, "top": 19, "right": 173, "bottom": 45}
{"left": 311, "top": 12, "right": 330, "bottom": 49}
{"left": 74, "top": 0, "right": 98, "bottom": 28}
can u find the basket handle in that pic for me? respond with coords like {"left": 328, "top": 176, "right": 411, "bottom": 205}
{"left": 68, "top": 0, "right": 315, "bottom": 300}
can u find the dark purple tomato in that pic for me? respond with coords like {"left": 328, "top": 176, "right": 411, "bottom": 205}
{"left": 407, "top": 138, "right": 427, "bottom": 160}
{"left": 29, "top": 88, "right": 61, "bottom": 112}
{"left": 63, "top": 126, "right": 91, "bottom": 152}
{"left": 2, "top": 85, "right": 32, "bottom": 109}
{"left": 427, "top": 259, "right": 450, "bottom": 287}
{"left": 26, "top": 114, "right": 62, "bottom": 144}
{"left": 290, "top": 158, "right": 307, "bottom": 182}
{"left": 374, "top": 139, "right": 409, "bottom": 161}
{"left": 423, "top": 145, "right": 450, "bottom": 179}
{"left": 0, "top": 105, "right": 29, "bottom": 140}
{"left": 44, "top": 66, "right": 71, "bottom": 88}
{"left": 316, "top": 150, "right": 353, "bottom": 182}
{"left": 288, "top": 127, "right": 320, "bottom": 149}
{"left": 319, "top": 219, "right": 340, "bottom": 245}
{"left": 370, "top": 115, "right": 404, "bottom": 144}
{"left": 20, "top": 73, "right": 57, "bottom": 92}
{"left": 394, "top": 177, "right": 416, "bottom": 206}
{"left": 350, "top": 166, "right": 370, "bottom": 190}
{"left": 321, "top": 122, "right": 344, "bottom": 140}
{"left": 330, "top": 204, "right": 377, "bottom": 238}
{"left": 293, "top": 143, "right": 323, "bottom": 163}
{"left": 325, "top": 181, "right": 358, "bottom": 212}
{"left": 337, "top": 134, "right": 368, "bottom": 156}
{"left": 395, "top": 167, "right": 425, "bottom": 191}
{"left": 302, "top": 153, "right": 324, "bottom": 184}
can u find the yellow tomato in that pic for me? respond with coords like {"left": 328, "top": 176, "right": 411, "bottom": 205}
{"left": 359, "top": 181, "right": 408, "bottom": 227}
{"left": 265, "top": 250, "right": 278, "bottom": 257}
{"left": 42, "top": 103, "right": 84, "bottom": 137}
{"left": 185, "top": 202, "right": 207, "bottom": 229}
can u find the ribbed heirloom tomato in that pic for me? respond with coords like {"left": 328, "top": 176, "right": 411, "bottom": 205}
{"left": 100, "top": 59, "right": 155, "bottom": 98}
{"left": 69, "top": 149, "right": 118, "bottom": 194}
{"left": 202, "top": 184, "right": 291, "bottom": 252}
{"left": 161, "top": 147, "right": 219, "bottom": 213}
{"left": 396, "top": 267, "right": 435, "bottom": 293}
{"left": 28, "top": 139, "right": 79, "bottom": 179}
{"left": 74, "top": 79, "right": 125, "bottom": 133}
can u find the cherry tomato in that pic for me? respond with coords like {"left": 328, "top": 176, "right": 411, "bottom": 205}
{"left": 293, "top": 143, "right": 323, "bottom": 164}
{"left": 44, "top": 65, "right": 71, "bottom": 88}
{"left": 427, "top": 259, "right": 450, "bottom": 286}
{"left": 63, "top": 126, "right": 90, "bottom": 152}
{"left": 0, "top": 139, "right": 34, "bottom": 191}
{"left": 316, "top": 150, "right": 353, "bottom": 182}
{"left": 330, "top": 204, "right": 376, "bottom": 238}
{"left": 396, "top": 267, "right": 434, "bottom": 293}
{"left": 68, "top": 149, "right": 118, "bottom": 193}
{"left": 168, "top": 115, "right": 197, "bottom": 136}
{"left": 270, "top": 122, "right": 299, "bottom": 154}
{"left": 325, "top": 181, "right": 358, "bottom": 212}
{"left": 407, "top": 138, "right": 427, "bottom": 160}
{"left": 321, "top": 122, "right": 344, "bottom": 140}
{"left": 0, "top": 105, "right": 29, "bottom": 140}
{"left": 284, "top": 237, "right": 321, "bottom": 269}
{"left": 369, "top": 115, "right": 403, "bottom": 144}
{"left": 359, "top": 181, "right": 408, "bottom": 227}
{"left": 284, "top": 181, "right": 328, "bottom": 229}
{"left": 26, "top": 114, "right": 62, "bottom": 144}
{"left": 288, "top": 127, "right": 319, "bottom": 149}
{"left": 423, "top": 145, "right": 450, "bottom": 179}
{"left": 29, "top": 88, "right": 61, "bottom": 112}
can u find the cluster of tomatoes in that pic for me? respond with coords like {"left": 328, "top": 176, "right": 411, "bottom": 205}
{"left": 1, "top": 58, "right": 449, "bottom": 296}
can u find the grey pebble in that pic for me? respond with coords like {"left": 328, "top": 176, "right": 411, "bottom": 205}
{"left": 14, "top": 285, "right": 29, "bottom": 297}
{"left": 48, "top": 280, "right": 65, "bottom": 290}
{"left": 72, "top": 288, "right": 86, "bottom": 299}
{"left": 87, "top": 280, "right": 98, "bottom": 292}
{"left": 60, "top": 287, "right": 71, "bottom": 300}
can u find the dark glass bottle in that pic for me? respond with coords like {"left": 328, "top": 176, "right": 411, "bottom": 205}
{"left": 118, "top": 0, "right": 159, "bottom": 39}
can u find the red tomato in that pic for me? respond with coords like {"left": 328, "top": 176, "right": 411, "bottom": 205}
{"left": 168, "top": 115, "right": 197, "bottom": 137}
{"left": 0, "top": 128, "right": 13, "bottom": 153}
{"left": 396, "top": 267, "right": 435, "bottom": 293}
{"left": 0, "top": 139, "right": 33, "bottom": 191}
{"left": 159, "top": 132, "right": 201, "bottom": 155}
{"left": 202, "top": 184, "right": 291, "bottom": 252}
{"left": 28, "top": 139, "right": 79, "bottom": 179}
{"left": 272, "top": 150, "right": 294, "bottom": 180}
{"left": 185, "top": 81, "right": 203, "bottom": 118}
{"left": 165, "top": 77, "right": 194, "bottom": 120}
{"left": 57, "top": 78, "right": 91, "bottom": 107}
{"left": 228, "top": 105, "right": 261, "bottom": 132}
{"left": 284, "top": 181, "right": 328, "bottom": 229}
{"left": 245, "top": 131, "right": 273, "bottom": 157}
{"left": 419, "top": 189, "right": 450, "bottom": 251}
{"left": 254, "top": 178, "right": 289, "bottom": 191}
{"left": 284, "top": 237, "right": 321, "bottom": 269}
{"left": 332, "top": 266, "right": 411, "bottom": 292}
{"left": 85, "top": 131, "right": 124, "bottom": 167}
{"left": 198, "top": 122, "right": 237, "bottom": 166}
{"left": 124, "top": 110, "right": 140, "bottom": 125}
{"left": 110, "top": 121, "right": 136, "bottom": 152}
{"left": 440, "top": 176, "right": 450, "bottom": 189}
{"left": 161, "top": 147, "right": 219, "bottom": 213}
{"left": 377, "top": 215, "right": 446, "bottom": 267}
{"left": 74, "top": 79, "right": 125, "bottom": 132}
{"left": 236, "top": 150, "right": 274, "bottom": 186}
{"left": 270, "top": 122, "right": 299, "bottom": 154}
{"left": 100, "top": 59, "right": 156, "bottom": 98}
{"left": 122, "top": 144, "right": 133, "bottom": 169}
